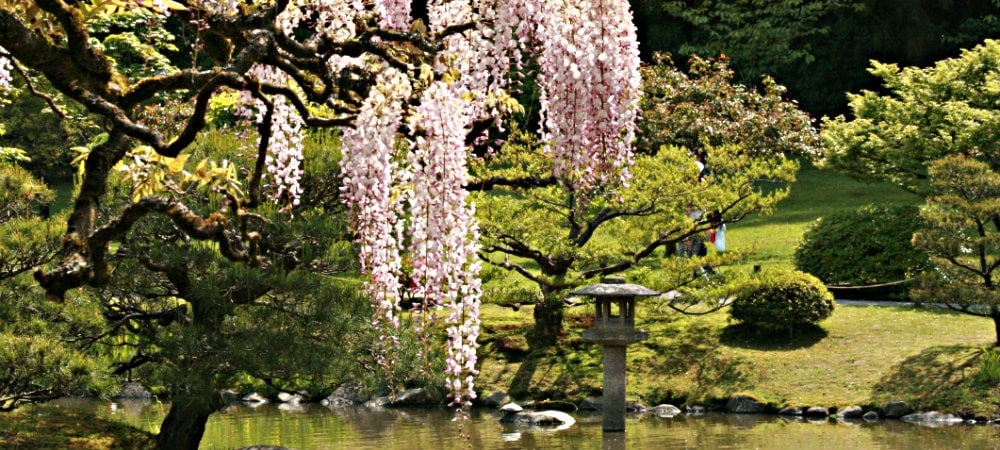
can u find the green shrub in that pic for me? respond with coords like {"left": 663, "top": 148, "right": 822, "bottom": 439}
{"left": 730, "top": 269, "right": 835, "bottom": 334}
{"left": 794, "top": 204, "right": 929, "bottom": 288}
{"left": 974, "top": 347, "right": 1000, "bottom": 387}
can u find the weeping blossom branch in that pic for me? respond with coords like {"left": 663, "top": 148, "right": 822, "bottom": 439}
{"left": 532, "top": 0, "right": 641, "bottom": 193}
{"left": 406, "top": 80, "right": 482, "bottom": 410}
{"left": 339, "top": 66, "right": 412, "bottom": 372}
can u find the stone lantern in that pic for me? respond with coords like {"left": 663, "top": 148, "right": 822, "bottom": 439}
{"left": 570, "top": 276, "right": 659, "bottom": 432}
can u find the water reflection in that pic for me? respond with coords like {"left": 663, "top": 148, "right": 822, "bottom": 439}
{"left": 51, "top": 398, "right": 1000, "bottom": 450}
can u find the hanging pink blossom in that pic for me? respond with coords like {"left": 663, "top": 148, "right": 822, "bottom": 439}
{"left": 0, "top": 51, "right": 11, "bottom": 91}
{"left": 339, "top": 67, "right": 412, "bottom": 359}
{"left": 405, "top": 80, "right": 482, "bottom": 409}
{"left": 531, "top": 0, "right": 641, "bottom": 193}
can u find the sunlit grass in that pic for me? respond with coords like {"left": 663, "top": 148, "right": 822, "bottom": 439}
{"left": 477, "top": 302, "right": 999, "bottom": 416}
{"left": 0, "top": 403, "right": 156, "bottom": 449}
{"left": 730, "top": 161, "right": 921, "bottom": 272}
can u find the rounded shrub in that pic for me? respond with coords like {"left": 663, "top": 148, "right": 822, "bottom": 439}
{"left": 730, "top": 270, "right": 835, "bottom": 333}
{"left": 794, "top": 204, "right": 929, "bottom": 291}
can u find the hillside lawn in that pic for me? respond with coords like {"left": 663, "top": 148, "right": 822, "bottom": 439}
{"left": 475, "top": 161, "right": 1000, "bottom": 417}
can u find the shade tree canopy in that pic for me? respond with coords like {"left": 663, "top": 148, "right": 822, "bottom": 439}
{"left": 472, "top": 52, "right": 819, "bottom": 345}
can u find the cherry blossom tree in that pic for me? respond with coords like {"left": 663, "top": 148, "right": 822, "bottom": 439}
{"left": 0, "top": 0, "right": 640, "bottom": 446}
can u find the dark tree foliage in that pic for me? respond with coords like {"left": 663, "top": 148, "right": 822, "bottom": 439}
{"left": 794, "top": 204, "right": 930, "bottom": 291}
{"left": 636, "top": 0, "right": 1000, "bottom": 117}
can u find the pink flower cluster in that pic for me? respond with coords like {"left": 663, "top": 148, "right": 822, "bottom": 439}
{"left": 339, "top": 67, "right": 411, "bottom": 336}
{"left": 408, "top": 81, "right": 482, "bottom": 408}
{"left": 0, "top": 48, "right": 12, "bottom": 91}
{"left": 531, "top": 0, "right": 642, "bottom": 193}
{"left": 375, "top": 0, "right": 412, "bottom": 31}
{"left": 240, "top": 65, "right": 305, "bottom": 210}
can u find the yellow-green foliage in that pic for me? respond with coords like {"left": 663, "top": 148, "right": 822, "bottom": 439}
{"left": 0, "top": 333, "right": 111, "bottom": 411}
{"left": 729, "top": 269, "right": 835, "bottom": 334}
{"left": 472, "top": 133, "right": 798, "bottom": 294}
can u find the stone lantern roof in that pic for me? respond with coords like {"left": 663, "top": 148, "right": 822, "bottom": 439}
{"left": 569, "top": 277, "right": 660, "bottom": 298}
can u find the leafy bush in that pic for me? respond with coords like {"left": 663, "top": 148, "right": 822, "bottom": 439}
{"left": 974, "top": 347, "right": 1000, "bottom": 387}
{"left": 730, "top": 270, "right": 835, "bottom": 334}
{"left": 794, "top": 204, "right": 930, "bottom": 288}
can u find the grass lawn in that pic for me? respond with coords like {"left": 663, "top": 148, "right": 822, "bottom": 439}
{"left": 0, "top": 403, "right": 156, "bottom": 449}
{"left": 476, "top": 301, "right": 999, "bottom": 416}
{"left": 728, "top": 160, "right": 921, "bottom": 271}
{"left": 475, "top": 163, "right": 999, "bottom": 417}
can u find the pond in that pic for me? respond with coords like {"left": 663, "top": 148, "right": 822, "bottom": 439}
{"left": 54, "top": 398, "right": 999, "bottom": 449}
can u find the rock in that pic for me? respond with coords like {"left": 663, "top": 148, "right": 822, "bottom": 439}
{"left": 901, "top": 411, "right": 964, "bottom": 425}
{"left": 114, "top": 381, "right": 152, "bottom": 400}
{"left": 649, "top": 404, "right": 682, "bottom": 417}
{"left": 277, "top": 392, "right": 304, "bottom": 404}
{"left": 862, "top": 411, "right": 880, "bottom": 421}
{"left": 364, "top": 396, "right": 390, "bottom": 408}
{"left": 531, "top": 400, "right": 578, "bottom": 412}
{"left": 242, "top": 393, "right": 268, "bottom": 405}
{"left": 882, "top": 401, "right": 912, "bottom": 418}
{"left": 685, "top": 405, "right": 707, "bottom": 415}
{"left": 626, "top": 401, "right": 646, "bottom": 413}
{"left": 388, "top": 388, "right": 439, "bottom": 407}
{"left": 277, "top": 402, "right": 305, "bottom": 413}
{"left": 578, "top": 397, "right": 602, "bottom": 411}
{"left": 778, "top": 407, "right": 803, "bottom": 416}
{"left": 482, "top": 391, "right": 511, "bottom": 408}
{"left": 804, "top": 407, "right": 829, "bottom": 418}
{"left": 727, "top": 395, "right": 765, "bottom": 414}
{"left": 838, "top": 406, "right": 864, "bottom": 419}
{"left": 221, "top": 389, "right": 242, "bottom": 404}
{"left": 500, "top": 403, "right": 576, "bottom": 429}
{"left": 322, "top": 383, "right": 367, "bottom": 407}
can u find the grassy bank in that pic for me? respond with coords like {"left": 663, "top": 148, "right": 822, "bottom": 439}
{"left": 476, "top": 302, "right": 999, "bottom": 417}
{"left": 0, "top": 403, "right": 156, "bottom": 449}
{"left": 475, "top": 163, "right": 998, "bottom": 417}
{"left": 728, "top": 160, "right": 921, "bottom": 271}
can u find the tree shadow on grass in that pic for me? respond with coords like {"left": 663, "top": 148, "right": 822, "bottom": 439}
{"left": 869, "top": 344, "right": 985, "bottom": 412}
{"left": 647, "top": 321, "right": 752, "bottom": 401}
{"left": 718, "top": 323, "right": 828, "bottom": 350}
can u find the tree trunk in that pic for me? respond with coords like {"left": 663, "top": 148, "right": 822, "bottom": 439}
{"left": 532, "top": 296, "right": 564, "bottom": 347}
{"left": 156, "top": 394, "right": 225, "bottom": 450}
{"left": 993, "top": 312, "right": 1000, "bottom": 348}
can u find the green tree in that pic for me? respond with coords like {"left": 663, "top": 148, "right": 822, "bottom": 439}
{"left": 911, "top": 156, "right": 1000, "bottom": 346}
{"left": 472, "top": 135, "right": 799, "bottom": 345}
{"left": 638, "top": 52, "right": 820, "bottom": 156}
{"left": 637, "top": 0, "right": 1000, "bottom": 117}
{"left": 822, "top": 39, "right": 1000, "bottom": 345}
{"left": 0, "top": 153, "right": 113, "bottom": 411}
{"left": 655, "top": 0, "right": 854, "bottom": 82}
{"left": 822, "top": 39, "right": 1000, "bottom": 195}
{"left": 472, "top": 55, "right": 817, "bottom": 345}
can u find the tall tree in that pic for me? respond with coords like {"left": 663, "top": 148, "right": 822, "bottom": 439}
{"left": 822, "top": 39, "right": 1000, "bottom": 195}
{"left": 912, "top": 156, "right": 1000, "bottom": 346}
{"left": 473, "top": 54, "right": 817, "bottom": 345}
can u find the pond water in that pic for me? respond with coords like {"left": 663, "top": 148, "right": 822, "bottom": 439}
{"left": 54, "top": 398, "right": 999, "bottom": 449}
